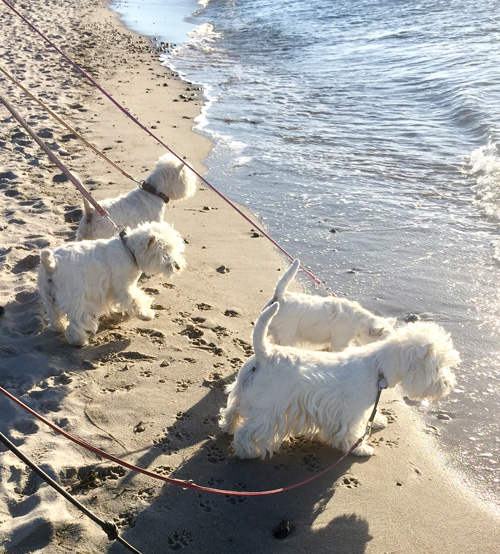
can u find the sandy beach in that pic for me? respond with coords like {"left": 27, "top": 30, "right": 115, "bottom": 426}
{"left": 0, "top": 0, "right": 499, "bottom": 552}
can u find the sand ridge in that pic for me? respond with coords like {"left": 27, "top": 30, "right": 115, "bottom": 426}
{"left": 0, "top": 0, "right": 499, "bottom": 553}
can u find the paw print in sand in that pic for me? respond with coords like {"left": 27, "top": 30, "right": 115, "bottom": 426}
{"left": 302, "top": 453, "right": 322, "bottom": 472}
{"left": 166, "top": 530, "right": 193, "bottom": 550}
{"left": 206, "top": 443, "right": 227, "bottom": 463}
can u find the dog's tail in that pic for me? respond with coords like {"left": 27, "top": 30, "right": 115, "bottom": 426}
{"left": 274, "top": 259, "right": 300, "bottom": 300}
{"left": 40, "top": 249, "right": 57, "bottom": 275}
{"left": 82, "top": 195, "right": 95, "bottom": 219}
{"left": 253, "top": 302, "right": 279, "bottom": 359}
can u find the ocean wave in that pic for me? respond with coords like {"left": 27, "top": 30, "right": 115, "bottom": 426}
{"left": 465, "top": 142, "right": 500, "bottom": 221}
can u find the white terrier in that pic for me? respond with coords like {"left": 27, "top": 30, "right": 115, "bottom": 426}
{"left": 76, "top": 153, "right": 198, "bottom": 240}
{"left": 220, "top": 302, "right": 459, "bottom": 459}
{"left": 264, "top": 259, "right": 396, "bottom": 350}
{"left": 38, "top": 221, "right": 186, "bottom": 347}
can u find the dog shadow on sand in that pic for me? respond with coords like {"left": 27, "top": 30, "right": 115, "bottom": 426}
{"left": 105, "top": 382, "right": 374, "bottom": 554}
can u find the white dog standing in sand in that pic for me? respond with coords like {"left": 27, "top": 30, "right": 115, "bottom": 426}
{"left": 263, "top": 259, "right": 396, "bottom": 350}
{"left": 38, "top": 221, "right": 186, "bottom": 346}
{"left": 220, "top": 302, "right": 459, "bottom": 459}
{"left": 76, "top": 153, "right": 198, "bottom": 240}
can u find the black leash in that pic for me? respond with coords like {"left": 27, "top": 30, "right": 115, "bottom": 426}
{"left": 0, "top": 430, "right": 142, "bottom": 554}
{"left": 363, "top": 373, "right": 388, "bottom": 440}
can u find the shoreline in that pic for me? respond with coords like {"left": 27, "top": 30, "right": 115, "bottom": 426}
{"left": 0, "top": 0, "right": 499, "bottom": 552}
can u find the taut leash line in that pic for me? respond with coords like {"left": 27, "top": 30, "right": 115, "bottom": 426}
{"left": 0, "top": 430, "right": 142, "bottom": 553}
{"left": 0, "top": 92, "right": 109, "bottom": 220}
{"left": 0, "top": 64, "right": 140, "bottom": 185}
{"left": 1, "top": 0, "right": 332, "bottom": 294}
{"left": 0, "top": 382, "right": 385, "bottom": 497}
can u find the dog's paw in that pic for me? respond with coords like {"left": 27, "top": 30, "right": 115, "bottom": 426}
{"left": 48, "top": 322, "right": 66, "bottom": 333}
{"left": 352, "top": 443, "right": 374, "bottom": 457}
{"left": 372, "top": 414, "right": 387, "bottom": 430}
{"left": 65, "top": 326, "right": 89, "bottom": 347}
{"left": 138, "top": 309, "right": 155, "bottom": 321}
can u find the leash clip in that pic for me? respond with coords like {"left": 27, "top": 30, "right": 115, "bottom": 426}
{"left": 378, "top": 376, "right": 388, "bottom": 390}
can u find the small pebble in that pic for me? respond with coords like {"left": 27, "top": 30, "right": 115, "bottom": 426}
{"left": 273, "top": 520, "right": 292, "bottom": 539}
{"left": 405, "top": 313, "right": 421, "bottom": 323}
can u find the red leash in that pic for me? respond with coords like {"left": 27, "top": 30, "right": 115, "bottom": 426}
{"left": 1, "top": 0, "right": 332, "bottom": 293}
{"left": 0, "top": 385, "right": 362, "bottom": 497}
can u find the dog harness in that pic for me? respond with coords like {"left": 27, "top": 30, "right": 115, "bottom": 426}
{"left": 139, "top": 180, "right": 170, "bottom": 204}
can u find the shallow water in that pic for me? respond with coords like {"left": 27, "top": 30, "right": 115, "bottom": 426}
{"left": 111, "top": 0, "right": 500, "bottom": 506}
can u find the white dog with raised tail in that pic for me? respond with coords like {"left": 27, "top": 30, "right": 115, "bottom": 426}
{"left": 264, "top": 259, "right": 396, "bottom": 350}
{"left": 38, "top": 221, "right": 186, "bottom": 347}
{"left": 77, "top": 153, "right": 198, "bottom": 240}
{"left": 220, "top": 302, "right": 459, "bottom": 459}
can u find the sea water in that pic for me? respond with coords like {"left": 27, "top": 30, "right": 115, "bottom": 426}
{"left": 110, "top": 0, "right": 500, "bottom": 506}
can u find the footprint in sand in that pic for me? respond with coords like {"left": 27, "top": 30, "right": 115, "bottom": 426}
{"left": 225, "top": 483, "right": 247, "bottom": 504}
{"left": 202, "top": 372, "right": 226, "bottom": 391}
{"left": 114, "top": 509, "right": 137, "bottom": 530}
{"left": 6, "top": 290, "right": 44, "bottom": 336}
{"left": 341, "top": 476, "right": 361, "bottom": 489}
{"left": 199, "top": 499, "right": 218, "bottom": 512}
{"left": 175, "top": 411, "right": 193, "bottom": 421}
{"left": 205, "top": 443, "right": 227, "bottom": 464}
{"left": 63, "top": 465, "right": 126, "bottom": 494}
{"left": 176, "top": 379, "right": 193, "bottom": 392}
{"left": 233, "top": 338, "right": 253, "bottom": 356}
{"left": 166, "top": 529, "right": 193, "bottom": 550}
{"left": 302, "top": 453, "right": 322, "bottom": 472}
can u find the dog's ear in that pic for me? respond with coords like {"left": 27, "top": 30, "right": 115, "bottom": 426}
{"left": 415, "top": 344, "right": 431, "bottom": 359}
{"left": 369, "top": 326, "right": 386, "bottom": 338}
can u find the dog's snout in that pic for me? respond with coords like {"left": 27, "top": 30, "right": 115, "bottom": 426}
{"left": 174, "top": 261, "right": 181, "bottom": 271}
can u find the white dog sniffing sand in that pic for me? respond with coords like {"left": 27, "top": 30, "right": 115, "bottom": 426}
{"left": 220, "top": 302, "right": 459, "bottom": 459}
{"left": 76, "top": 153, "right": 198, "bottom": 240}
{"left": 38, "top": 221, "right": 186, "bottom": 346}
{"left": 264, "top": 259, "right": 396, "bottom": 350}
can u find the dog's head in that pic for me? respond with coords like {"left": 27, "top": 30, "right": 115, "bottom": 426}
{"left": 127, "top": 221, "right": 186, "bottom": 277}
{"left": 147, "top": 154, "right": 198, "bottom": 200}
{"left": 397, "top": 322, "right": 460, "bottom": 402}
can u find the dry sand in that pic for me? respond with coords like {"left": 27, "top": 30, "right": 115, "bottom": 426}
{"left": 0, "top": 0, "right": 499, "bottom": 552}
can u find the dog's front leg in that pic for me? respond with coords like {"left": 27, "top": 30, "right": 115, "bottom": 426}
{"left": 120, "top": 286, "right": 155, "bottom": 320}
{"left": 64, "top": 321, "right": 90, "bottom": 347}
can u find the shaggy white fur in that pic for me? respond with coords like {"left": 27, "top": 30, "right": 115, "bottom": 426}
{"left": 264, "top": 259, "right": 396, "bottom": 350}
{"left": 76, "top": 153, "right": 198, "bottom": 240}
{"left": 220, "top": 302, "right": 459, "bottom": 460}
{"left": 38, "top": 221, "right": 186, "bottom": 347}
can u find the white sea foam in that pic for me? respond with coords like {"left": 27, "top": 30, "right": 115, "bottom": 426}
{"left": 465, "top": 142, "right": 500, "bottom": 221}
{"left": 185, "top": 22, "right": 222, "bottom": 52}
